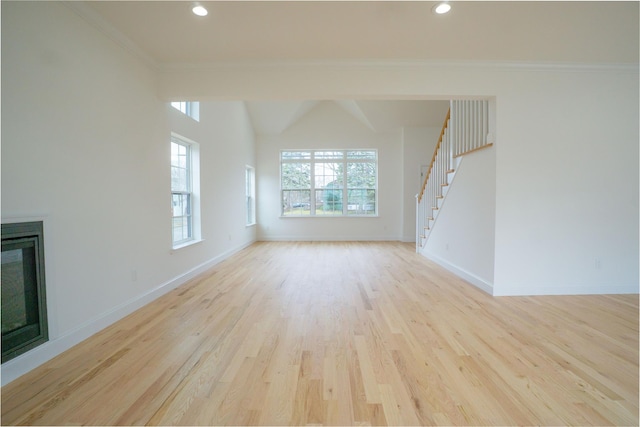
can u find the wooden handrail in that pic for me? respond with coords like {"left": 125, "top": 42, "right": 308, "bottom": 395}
{"left": 453, "top": 142, "right": 494, "bottom": 159}
{"left": 417, "top": 108, "right": 450, "bottom": 203}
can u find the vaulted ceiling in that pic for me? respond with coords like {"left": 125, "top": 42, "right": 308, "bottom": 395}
{"left": 244, "top": 100, "right": 450, "bottom": 134}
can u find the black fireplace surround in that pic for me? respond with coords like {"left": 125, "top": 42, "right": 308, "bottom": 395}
{"left": 1, "top": 221, "right": 48, "bottom": 363}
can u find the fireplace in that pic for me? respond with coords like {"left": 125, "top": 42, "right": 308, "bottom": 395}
{"left": 1, "top": 221, "right": 48, "bottom": 363}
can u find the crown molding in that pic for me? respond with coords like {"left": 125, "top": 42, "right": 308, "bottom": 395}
{"left": 159, "top": 59, "right": 639, "bottom": 73}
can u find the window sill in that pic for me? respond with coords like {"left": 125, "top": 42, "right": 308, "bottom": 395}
{"left": 246, "top": 223, "right": 256, "bottom": 227}
{"left": 171, "top": 238, "right": 204, "bottom": 252}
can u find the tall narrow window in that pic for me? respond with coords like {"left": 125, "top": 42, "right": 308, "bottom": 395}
{"left": 246, "top": 166, "right": 256, "bottom": 226}
{"left": 171, "top": 135, "right": 200, "bottom": 247}
{"left": 280, "top": 150, "right": 377, "bottom": 216}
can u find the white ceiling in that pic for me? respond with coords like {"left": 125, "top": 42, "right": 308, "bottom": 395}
{"left": 76, "top": 1, "right": 638, "bottom": 135}
{"left": 83, "top": 1, "right": 638, "bottom": 65}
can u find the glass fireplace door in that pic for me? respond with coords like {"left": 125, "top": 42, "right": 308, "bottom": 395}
{"left": 1, "top": 222, "right": 48, "bottom": 363}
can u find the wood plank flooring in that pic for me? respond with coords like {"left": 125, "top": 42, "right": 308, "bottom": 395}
{"left": 2, "top": 241, "right": 638, "bottom": 425}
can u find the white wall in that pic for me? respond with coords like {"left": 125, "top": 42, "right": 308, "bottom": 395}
{"left": 1, "top": 2, "right": 256, "bottom": 384}
{"left": 424, "top": 147, "right": 496, "bottom": 293}
{"left": 256, "top": 101, "right": 402, "bottom": 241}
{"left": 161, "top": 62, "right": 639, "bottom": 296}
{"left": 401, "top": 126, "right": 440, "bottom": 242}
{"left": 492, "top": 71, "right": 639, "bottom": 295}
{"left": 168, "top": 101, "right": 257, "bottom": 260}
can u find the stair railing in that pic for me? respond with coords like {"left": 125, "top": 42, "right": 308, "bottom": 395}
{"left": 452, "top": 100, "right": 491, "bottom": 158}
{"left": 416, "top": 100, "right": 493, "bottom": 252}
{"left": 416, "top": 109, "right": 451, "bottom": 251}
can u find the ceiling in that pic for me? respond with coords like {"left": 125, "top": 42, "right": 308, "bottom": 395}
{"left": 244, "top": 100, "right": 450, "bottom": 134}
{"left": 76, "top": 1, "right": 638, "bottom": 135}
{"left": 82, "top": 1, "right": 638, "bottom": 65}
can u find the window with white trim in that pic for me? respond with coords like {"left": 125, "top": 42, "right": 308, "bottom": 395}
{"left": 246, "top": 166, "right": 256, "bottom": 226}
{"left": 171, "top": 135, "right": 200, "bottom": 247}
{"left": 171, "top": 101, "right": 200, "bottom": 122}
{"left": 280, "top": 150, "right": 377, "bottom": 216}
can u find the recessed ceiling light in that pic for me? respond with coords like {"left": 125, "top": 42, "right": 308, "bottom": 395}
{"left": 192, "top": 3, "right": 208, "bottom": 17}
{"left": 433, "top": 2, "right": 451, "bottom": 15}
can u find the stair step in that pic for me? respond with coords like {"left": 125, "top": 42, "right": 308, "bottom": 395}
{"left": 447, "top": 169, "right": 455, "bottom": 174}
{"left": 441, "top": 183, "right": 449, "bottom": 187}
{"left": 436, "top": 195, "right": 444, "bottom": 199}
{"left": 427, "top": 217, "right": 434, "bottom": 221}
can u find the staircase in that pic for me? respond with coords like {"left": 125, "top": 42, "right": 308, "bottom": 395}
{"left": 416, "top": 100, "right": 492, "bottom": 252}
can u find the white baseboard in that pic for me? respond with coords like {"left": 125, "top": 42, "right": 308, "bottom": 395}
{"left": 0, "top": 240, "right": 255, "bottom": 386}
{"left": 423, "top": 251, "right": 638, "bottom": 296}
{"left": 492, "top": 282, "right": 639, "bottom": 296}
{"left": 259, "top": 235, "right": 401, "bottom": 242}
{"left": 422, "top": 250, "right": 494, "bottom": 295}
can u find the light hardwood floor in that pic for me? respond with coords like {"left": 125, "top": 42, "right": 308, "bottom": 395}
{"left": 2, "top": 242, "right": 638, "bottom": 425}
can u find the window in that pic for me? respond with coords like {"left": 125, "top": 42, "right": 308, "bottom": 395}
{"left": 171, "top": 101, "right": 200, "bottom": 122}
{"left": 171, "top": 135, "right": 200, "bottom": 247}
{"left": 280, "top": 150, "right": 377, "bottom": 216}
{"left": 246, "top": 166, "right": 256, "bottom": 226}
